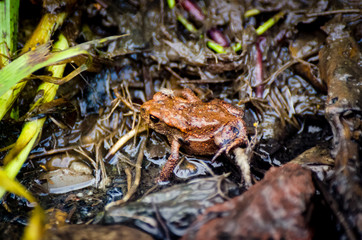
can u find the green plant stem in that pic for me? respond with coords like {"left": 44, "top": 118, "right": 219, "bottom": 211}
{"left": 207, "top": 41, "right": 226, "bottom": 54}
{"left": 0, "top": 12, "right": 67, "bottom": 120}
{"left": 177, "top": 15, "right": 197, "bottom": 33}
{"left": 0, "top": 34, "right": 68, "bottom": 199}
{"left": 0, "top": 0, "right": 19, "bottom": 67}
{"left": 256, "top": 11, "right": 285, "bottom": 35}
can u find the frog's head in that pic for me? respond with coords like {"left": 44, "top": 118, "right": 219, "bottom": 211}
{"left": 140, "top": 95, "right": 172, "bottom": 135}
{"left": 140, "top": 101, "right": 161, "bottom": 126}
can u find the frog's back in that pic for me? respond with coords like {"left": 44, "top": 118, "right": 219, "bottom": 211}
{"left": 172, "top": 101, "right": 237, "bottom": 135}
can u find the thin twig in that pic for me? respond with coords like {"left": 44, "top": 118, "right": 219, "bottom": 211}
{"left": 96, "top": 142, "right": 109, "bottom": 189}
{"left": 262, "top": 59, "right": 297, "bottom": 86}
{"left": 28, "top": 127, "right": 120, "bottom": 160}
{"left": 105, "top": 124, "right": 147, "bottom": 160}
{"left": 205, "top": 173, "right": 231, "bottom": 201}
{"left": 233, "top": 147, "right": 251, "bottom": 188}
{"left": 73, "top": 147, "right": 97, "bottom": 170}
{"left": 152, "top": 202, "right": 170, "bottom": 240}
{"left": 233, "top": 123, "right": 259, "bottom": 188}
{"left": 105, "top": 138, "right": 146, "bottom": 210}
{"left": 312, "top": 174, "right": 357, "bottom": 240}
{"left": 305, "top": 9, "right": 361, "bottom": 18}
{"left": 125, "top": 167, "right": 132, "bottom": 192}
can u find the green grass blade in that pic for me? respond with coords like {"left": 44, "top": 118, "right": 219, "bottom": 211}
{"left": 0, "top": 168, "right": 45, "bottom": 240}
{"left": 0, "top": 43, "right": 85, "bottom": 97}
{"left": 0, "top": 35, "right": 122, "bottom": 98}
{"left": 0, "top": 12, "right": 67, "bottom": 120}
{"left": 0, "top": 0, "right": 19, "bottom": 65}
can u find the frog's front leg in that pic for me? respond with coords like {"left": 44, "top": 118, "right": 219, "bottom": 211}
{"left": 157, "top": 138, "right": 181, "bottom": 182}
{"left": 212, "top": 120, "right": 248, "bottom": 161}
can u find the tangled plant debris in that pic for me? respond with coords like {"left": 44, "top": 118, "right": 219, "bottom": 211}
{"left": 0, "top": 0, "right": 361, "bottom": 240}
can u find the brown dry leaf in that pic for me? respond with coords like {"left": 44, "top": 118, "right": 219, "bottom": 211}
{"left": 182, "top": 163, "right": 315, "bottom": 240}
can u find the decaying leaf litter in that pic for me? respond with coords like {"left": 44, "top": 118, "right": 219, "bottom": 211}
{"left": 0, "top": 0, "right": 361, "bottom": 239}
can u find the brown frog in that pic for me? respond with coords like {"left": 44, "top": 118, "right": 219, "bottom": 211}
{"left": 140, "top": 88, "right": 248, "bottom": 182}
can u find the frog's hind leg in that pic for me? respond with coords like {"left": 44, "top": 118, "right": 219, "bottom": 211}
{"left": 209, "top": 99, "right": 244, "bottom": 118}
{"left": 179, "top": 88, "right": 200, "bottom": 102}
{"left": 157, "top": 139, "right": 181, "bottom": 182}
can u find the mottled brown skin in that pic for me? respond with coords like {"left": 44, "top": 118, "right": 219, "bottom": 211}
{"left": 140, "top": 88, "right": 248, "bottom": 182}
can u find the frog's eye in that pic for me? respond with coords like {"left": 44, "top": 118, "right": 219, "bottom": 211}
{"left": 149, "top": 114, "right": 159, "bottom": 123}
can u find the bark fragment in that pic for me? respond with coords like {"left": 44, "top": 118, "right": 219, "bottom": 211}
{"left": 319, "top": 20, "right": 362, "bottom": 238}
